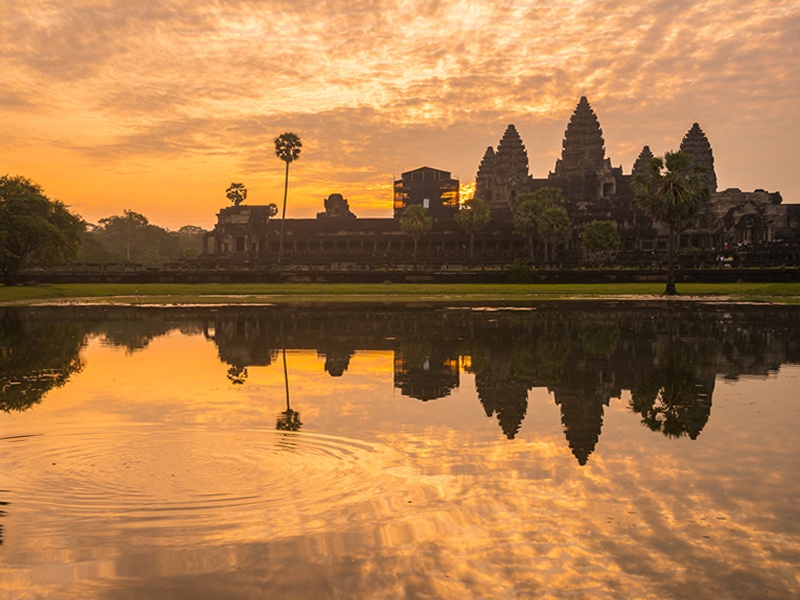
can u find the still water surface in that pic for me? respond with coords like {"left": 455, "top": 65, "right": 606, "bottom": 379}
{"left": 0, "top": 303, "right": 798, "bottom": 599}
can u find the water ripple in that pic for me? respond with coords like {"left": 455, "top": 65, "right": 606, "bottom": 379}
{"left": 0, "top": 425, "right": 413, "bottom": 541}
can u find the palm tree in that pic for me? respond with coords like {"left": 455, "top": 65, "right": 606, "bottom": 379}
{"left": 399, "top": 204, "right": 433, "bottom": 261}
{"left": 225, "top": 182, "right": 247, "bottom": 206}
{"left": 632, "top": 150, "right": 710, "bottom": 295}
{"left": 455, "top": 197, "right": 491, "bottom": 258}
{"left": 274, "top": 132, "right": 302, "bottom": 264}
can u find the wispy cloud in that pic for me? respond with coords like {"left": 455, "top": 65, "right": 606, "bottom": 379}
{"left": 1, "top": 0, "right": 797, "bottom": 227}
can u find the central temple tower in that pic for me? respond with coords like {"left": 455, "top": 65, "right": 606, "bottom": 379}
{"left": 551, "top": 96, "right": 611, "bottom": 178}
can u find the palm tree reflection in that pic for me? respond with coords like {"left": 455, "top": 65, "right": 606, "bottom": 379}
{"left": 276, "top": 325, "right": 302, "bottom": 432}
{"left": 226, "top": 365, "right": 248, "bottom": 385}
{"left": 630, "top": 309, "right": 713, "bottom": 440}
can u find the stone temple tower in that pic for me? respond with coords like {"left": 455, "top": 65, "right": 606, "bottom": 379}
{"left": 551, "top": 96, "right": 610, "bottom": 178}
{"left": 474, "top": 146, "right": 496, "bottom": 206}
{"left": 491, "top": 124, "right": 530, "bottom": 211}
{"left": 632, "top": 145, "right": 655, "bottom": 177}
{"left": 680, "top": 123, "right": 717, "bottom": 193}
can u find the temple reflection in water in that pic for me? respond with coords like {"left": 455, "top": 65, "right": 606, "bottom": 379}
{"left": 3, "top": 303, "right": 799, "bottom": 466}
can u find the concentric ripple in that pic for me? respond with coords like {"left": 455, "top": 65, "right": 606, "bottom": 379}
{"left": 0, "top": 426, "right": 419, "bottom": 543}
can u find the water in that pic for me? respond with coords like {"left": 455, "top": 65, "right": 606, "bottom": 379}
{"left": 0, "top": 303, "right": 798, "bottom": 599}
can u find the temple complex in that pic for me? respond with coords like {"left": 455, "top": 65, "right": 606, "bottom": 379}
{"left": 202, "top": 96, "right": 797, "bottom": 266}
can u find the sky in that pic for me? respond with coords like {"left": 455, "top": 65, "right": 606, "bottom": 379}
{"left": 2, "top": 0, "right": 797, "bottom": 231}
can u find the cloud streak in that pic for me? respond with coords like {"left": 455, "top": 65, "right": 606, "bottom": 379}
{"left": 1, "top": 0, "right": 797, "bottom": 227}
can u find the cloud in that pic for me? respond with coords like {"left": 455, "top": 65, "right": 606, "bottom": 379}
{"left": 1, "top": 0, "right": 797, "bottom": 228}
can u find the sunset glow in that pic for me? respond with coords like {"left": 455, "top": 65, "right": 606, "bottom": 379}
{"left": 3, "top": 0, "right": 797, "bottom": 229}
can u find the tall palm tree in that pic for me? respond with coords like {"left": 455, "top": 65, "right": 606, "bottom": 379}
{"left": 632, "top": 150, "right": 710, "bottom": 295}
{"left": 274, "top": 132, "right": 302, "bottom": 264}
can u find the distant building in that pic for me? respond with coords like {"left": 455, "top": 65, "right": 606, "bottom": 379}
{"left": 393, "top": 166, "right": 459, "bottom": 220}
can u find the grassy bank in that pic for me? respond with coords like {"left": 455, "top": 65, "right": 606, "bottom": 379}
{"left": 2, "top": 282, "right": 800, "bottom": 305}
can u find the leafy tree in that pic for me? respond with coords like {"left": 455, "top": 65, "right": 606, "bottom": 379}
{"left": 274, "top": 132, "right": 302, "bottom": 264}
{"left": 631, "top": 150, "right": 710, "bottom": 295}
{"left": 399, "top": 204, "right": 433, "bottom": 260}
{"left": 512, "top": 188, "right": 565, "bottom": 262}
{"left": 97, "top": 210, "right": 152, "bottom": 262}
{"left": 511, "top": 195, "right": 539, "bottom": 262}
{"left": 538, "top": 205, "right": 571, "bottom": 263}
{"left": 226, "top": 182, "right": 247, "bottom": 206}
{"left": 0, "top": 175, "right": 83, "bottom": 285}
{"left": 581, "top": 220, "right": 621, "bottom": 265}
{"left": 455, "top": 197, "right": 490, "bottom": 258}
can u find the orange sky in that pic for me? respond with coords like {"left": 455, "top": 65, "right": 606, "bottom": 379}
{"left": 2, "top": 0, "right": 797, "bottom": 230}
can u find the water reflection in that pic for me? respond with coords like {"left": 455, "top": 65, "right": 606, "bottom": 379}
{"left": 3, "top": 304, "right": 800, "bottom": 465}
{"left": 1, "top": 303, "right": 799, "bottom": 598}
{"left": 0, "top": 309, "right": 85, "bottom": 413}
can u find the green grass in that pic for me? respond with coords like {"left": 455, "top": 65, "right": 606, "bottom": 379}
{"left": 1, "top": 282, "right": 800, "bottom": 305}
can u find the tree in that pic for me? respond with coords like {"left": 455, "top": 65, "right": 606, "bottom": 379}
{"left": 512, "top": 195, "right": 539, "bottom": 262}
{"left": 274, "top": 132, "right": 302, "bottom": 264}
{"left": 399, "top": 204, "right": 433, "bottom": 260}
{"left": 512, "top": 188, "right": 565, "bottom": 263}
{"left": 96, "top": 210, "right": 155, "bottom": 263}
{"left": 0, "top": 175, "right": 84, "bottom": 285}
{"left": 538, "top": 205, "right": 571, "bottom": 263}
{"left": 631, "top": 150, "right": 710, "bottom": 295}
{"left": 455, "top": 197, "right": 491, "bottom": 258}
{"left": 581, "top": 220, "right": 621, "bottom": 265}
{"left": 226, "top": 182, "right": 247, "bottom": 206}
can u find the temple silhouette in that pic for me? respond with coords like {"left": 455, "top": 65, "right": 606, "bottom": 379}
{"left": 202, "top": 97, "right": 799, "bottom": 266}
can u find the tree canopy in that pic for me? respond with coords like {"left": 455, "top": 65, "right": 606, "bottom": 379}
{"left": 455, "top": 197, "right": 491, "bottom": 258}
{"left": 537, "top": 205, "right": 572, "bottom": 262}
{"left": 0, "top": 175, "right": 84, "bottom": 285}
{"left": 581, "top": 220, "right": 621, "bottom": 265}
{"left": 512, "top": 187, "right": 567, "bottom": 263}
{"left": 399, "top": 204, "right": 433, "bottom": 259}
{"left": 226, "top": 182, "right": 247, "bottom": 206}
{"left": 81, "top": 210, "right": 207, "bottom": 265}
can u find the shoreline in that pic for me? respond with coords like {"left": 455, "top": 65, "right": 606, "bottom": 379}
{"left": 2, "top": 282, "right": 800, "bottom": 307}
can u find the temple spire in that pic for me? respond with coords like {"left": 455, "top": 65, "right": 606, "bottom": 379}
{"left": 474, "top": 146, "right": 496, "bottom": 204}
{"left": 492, "top": 124, "right": 529, "bottom": 210}
{"left": 680, "top": 123, "right": 717, "bottom": 193}
{"left": 552, "top": 96, "right": 608, "bottom": 177}
{"left": 632, "top": 145, "right": 655, "bottom": 176}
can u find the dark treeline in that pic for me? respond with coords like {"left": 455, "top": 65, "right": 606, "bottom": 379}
{"left": 79, "top": 210, "right": 207, "bottom": 266}
{"left": 3, "top": 304, "right": 799, "bottom": 465}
